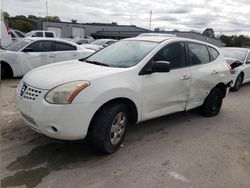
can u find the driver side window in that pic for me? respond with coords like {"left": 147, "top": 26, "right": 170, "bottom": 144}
{"left": 153, "top": 42, "right": 186, "bottom": 69}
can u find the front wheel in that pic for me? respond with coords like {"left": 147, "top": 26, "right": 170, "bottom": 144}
{"left": 89, "top": 103, "right": 129, "bottom": 154}
{"left": 200, "top": 88, "right": 223, "bottom": 117}
{"left": 231, "top": 74, "right": 243, "bottom": 91}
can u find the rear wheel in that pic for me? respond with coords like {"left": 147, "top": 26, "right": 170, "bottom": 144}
{"left": 200, "top": 88, "right": 223, "bottom": 117}
{"left": 89, "top": 103, "right": 129, "bottom": 154}
{"left": 231, "top": 73, "right": 243, "bottom": 91}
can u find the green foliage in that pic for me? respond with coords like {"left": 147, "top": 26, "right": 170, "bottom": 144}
{"left": 43, "top": 16, "right": 60, "bottom": 22}
{"left": 9, "top": 19, "right": 33, "bottom": 33}
{"left": 3, "top": 12, "right": 61, "bottom": 33}
{"left": 202, "top": 28, "right": 215, "bottom": 38}
{"left": 3, "top": 12, "right": 10, "bottom": 21}
{"left": 220, "top": 35, "right": 250, "bottom": 47}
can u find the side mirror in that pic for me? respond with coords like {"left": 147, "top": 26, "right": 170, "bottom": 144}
{"left": 23, "top": 48, "right": 33, "bottom": 52}
{"left": 151, "top": 61, "right": 171, "bottom": 73}
{"left": 141, "top": 61, "right": 171, "bottom": 75}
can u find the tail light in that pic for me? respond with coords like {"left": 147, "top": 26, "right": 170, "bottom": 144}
{"left": 227, "top": 64, "right": 234, "bottom": 74}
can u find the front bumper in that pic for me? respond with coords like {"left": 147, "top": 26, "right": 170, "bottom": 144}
{"left": 16, "top": 85, "right": 97, "bottom": 140}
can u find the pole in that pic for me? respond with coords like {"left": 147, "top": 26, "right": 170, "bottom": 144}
{"left": 46, "top": 0, "right": 48, "bottom": 22}
{"left": 149, "top": 10, "right": 152, "bottom": 30}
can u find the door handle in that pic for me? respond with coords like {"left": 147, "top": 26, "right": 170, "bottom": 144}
{"left": 211, "top": 70, "right": 218, "bottom": 74}
{"left": 180, "top": 75, "right": 191, "bottom": 80}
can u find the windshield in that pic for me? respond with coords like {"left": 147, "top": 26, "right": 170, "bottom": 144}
{"left": 90, "top": 39, "right": 108, "bottom": 46}
{"left": 86, "top": 40, "right": 158, "bottom": 67}
{"left": 221, "top": 49, "right": 247, "bottom": 62}
{"left": 5, "top": 39, "right": 33, "bottom": 51}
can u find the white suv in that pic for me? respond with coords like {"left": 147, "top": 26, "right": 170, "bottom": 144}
{"left": 16, "top": 36, "right": 231, "bottom": 153}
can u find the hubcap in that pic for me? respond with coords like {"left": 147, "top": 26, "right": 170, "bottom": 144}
{"left": 110, "top": 112, "right": 127, "bottom": 145}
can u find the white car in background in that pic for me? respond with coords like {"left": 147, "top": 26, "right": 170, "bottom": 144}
{"left": 16, "top": 36, "right": 231, "bottom": 153}
{"left": 26, "top": 30, "right": 56, "bottom": 38}
{"left": 221, "top": 47, "right": 250, "bottom": 91}
{"left": 10, "top": 29, "right": 26, "bottom": 42}
{"left": 0, "top": 38, "right": 94, "bottom": 78}
{"left": 81, "top": 39, "right": 117, "bottom": 51}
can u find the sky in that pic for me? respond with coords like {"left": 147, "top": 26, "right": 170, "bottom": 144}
{"left": 1, "top": 0, "right": 250, "bottom": 36}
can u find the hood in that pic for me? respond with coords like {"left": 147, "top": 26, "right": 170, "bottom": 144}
{"left": 80, "top": 44, "right": 101, "bottom": 51}
{"left": 23, "top": 60, "right": 125, "bottom": 89}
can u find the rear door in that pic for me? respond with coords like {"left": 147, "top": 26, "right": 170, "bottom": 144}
{"left": 20, "top": 40, "right": 56, "bottom": 74}
{"left": 142, "top": 42, "right": 191, "bottom": 120}
{"left": 185, "top": 42, "right": 222, "bottom": 110}
{"left": 54, "top": 42, "right": 79, "bottom": 62}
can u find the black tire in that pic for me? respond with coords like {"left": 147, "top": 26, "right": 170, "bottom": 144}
{"left": 200, "top": 88, "right": 223, "bottom": 117}
{"left": 231, "top": 73, "right": 243, "bottom": 91}
{"left": 89, "top": 103, "right": 129, "bottom": 154}
{"left": 1, "top": 62, "right": 12, "bottom": 79}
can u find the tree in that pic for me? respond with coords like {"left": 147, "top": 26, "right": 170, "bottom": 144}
{"left": 43, "top": 16, "right": 60, "bottom": 22}
{"left": 3, "top": 12, "right": 10, "bottom": 21}
{"left": 9, "top": 19, "right": 33, "bottom": 32}
{"left": 154, "top": 27, "right": 160, "bottom": 32}
{"left": 220, "top": 35, "right": 250, "bottom": 47}
{"left": 202, "top": 28, "right": 215, "bottom": 38}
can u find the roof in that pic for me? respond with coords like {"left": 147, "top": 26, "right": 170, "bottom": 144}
{"left": 24, "top": 37, "right": 78, "bottom": 45}
{"left": 123, "top": 36, "right": 219, "bottom": 48}
{"left": 220, "top": 47, "right": 250, "bottom": 52}
{"left": 124, "top": 36, "right": 175, "bottom": 43}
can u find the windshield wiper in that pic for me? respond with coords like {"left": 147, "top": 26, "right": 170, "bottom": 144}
{"left": 85, "top": 60, "right": 109, "bottom": 67}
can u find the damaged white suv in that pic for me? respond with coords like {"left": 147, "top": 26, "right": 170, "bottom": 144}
{"left": 16, "top": 36, "right": 231, "bottom": 153}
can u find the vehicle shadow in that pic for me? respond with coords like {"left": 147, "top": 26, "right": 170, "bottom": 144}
{"left": 1, "top": 108, "right": 200, "bottom": 188}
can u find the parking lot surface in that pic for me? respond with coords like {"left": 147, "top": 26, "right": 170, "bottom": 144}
{"left": 1, "top": 79, "right": 250, "bottom": 188}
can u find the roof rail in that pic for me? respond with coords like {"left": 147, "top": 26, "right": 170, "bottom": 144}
{"left": 137, "top": 33, "right": 176, "bottom": 37}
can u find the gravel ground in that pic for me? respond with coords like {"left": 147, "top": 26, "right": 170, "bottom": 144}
{"left": 1, "top": 79, "right": 250, "bottom": 188}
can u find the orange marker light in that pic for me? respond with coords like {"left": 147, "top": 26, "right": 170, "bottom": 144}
{"left": 67, "top": 82, "right": 90, "bottom": 103}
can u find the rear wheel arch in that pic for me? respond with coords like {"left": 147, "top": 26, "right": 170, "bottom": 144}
{"left": 212, "top": 83, "right": 227, "bottom": 98}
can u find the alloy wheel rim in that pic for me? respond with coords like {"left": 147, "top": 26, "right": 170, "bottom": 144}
{"left": 110, "top": 112, "right": 127, "bottom": 145}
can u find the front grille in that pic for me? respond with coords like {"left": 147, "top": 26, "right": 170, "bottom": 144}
{"left": 23, "top": 86, "right": 42, "bottom": 101}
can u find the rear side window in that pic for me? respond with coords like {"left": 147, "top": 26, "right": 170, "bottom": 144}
{"left": 28, "top": 41, "right": 53, "bottom": 52}
{"left": 208, "top": 46, "right": 219, "bottom": 61}
{"left": 32, "top": 32, "right": 43, "bottom": 37}
{"left": 55, "top": 42, "right": 76, "bottom": 51}
{"left": 45, "top": 32, "right": 54, "bottom": 38}
{"left": 188, "top": 43, "right": 210, "bottom": 65}
{"left": 153, "top": 42, "right": 186, "bottom": 69}
{"left": 15, "top": 31, "right": 25, "bottom": 38}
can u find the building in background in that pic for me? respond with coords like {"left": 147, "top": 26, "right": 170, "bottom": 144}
{"left": 41, "top": 21, "right": 148, "bottom": 39}
{"left": 40, "top": 21, "right": 224, "bottom": 47}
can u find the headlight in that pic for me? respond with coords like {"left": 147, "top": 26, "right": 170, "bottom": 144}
{"left": 45, "top": 81, "right": 90, "bottom": 104}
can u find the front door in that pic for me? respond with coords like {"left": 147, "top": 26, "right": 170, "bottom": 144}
{"left": 21, "top": 41, "right": 56, "bottom": 75}
{"left": 142, "top": 42, "right": 191, "bottom": 121}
